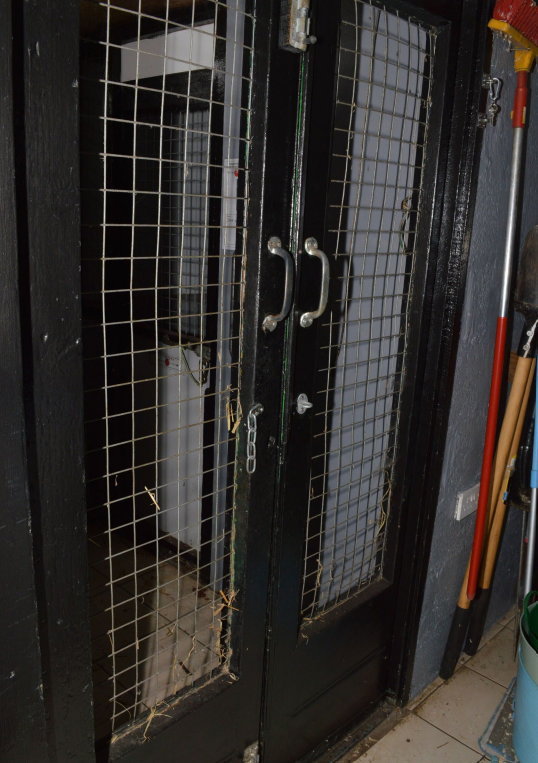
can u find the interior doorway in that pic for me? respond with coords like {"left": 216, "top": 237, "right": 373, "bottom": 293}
{"left": 7, "top": 0, "right": 488, "bottom": 760}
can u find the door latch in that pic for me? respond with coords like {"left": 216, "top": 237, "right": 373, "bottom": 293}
{"left": 279, "top": 0, "right": 316, "bottom": 52}
{"left": 478, "top": 74, "right": 502, "bottom": 128}
{"left": 296, "top": 393, "right": 313, "bottom": 415}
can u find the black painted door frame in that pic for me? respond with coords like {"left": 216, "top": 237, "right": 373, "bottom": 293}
{"left": 0, "top": 0, "right": 490, "bottom": 760}
{"left": 0, "top": 1, "right": 48, "bottom": 759}
{"left": 4, "top": 1, "right": 95, "bottom": 760}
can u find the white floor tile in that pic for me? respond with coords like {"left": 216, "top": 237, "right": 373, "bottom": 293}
{"left": 352, "top": 714, "right": 479, "bottom": 762}
{"left": 467, "top": 625, "right": 517, "bottom": 688}
{"left": 416, "top": 667, "right": 505, "bottom": 753}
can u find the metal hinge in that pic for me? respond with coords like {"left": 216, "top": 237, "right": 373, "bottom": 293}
{"left": 243, "top": 741, "right": 260, "bottom": 763}
{"left": 279, "top": 0, "right": 316, "bottom": 52}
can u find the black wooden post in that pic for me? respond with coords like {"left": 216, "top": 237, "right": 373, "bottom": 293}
{"left": 0, "top": 0, "right": 48, "bottom": 758}
{"left": 14, "top": 0, "right": 96, "bottom": 758}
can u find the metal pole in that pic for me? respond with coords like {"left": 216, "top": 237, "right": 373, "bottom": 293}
{"left": 525, "top": 490, "right": 537, "bottom": 595}
{"left": 500, "top": 128, "right": 525, "bottom": 318}
{"left": 467, "top": 68, "right": 530, "bottom": 601}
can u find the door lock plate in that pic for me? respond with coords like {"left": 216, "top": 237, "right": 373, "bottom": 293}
{"left": 296, "top": 393, "right": 313, "bottom": 415}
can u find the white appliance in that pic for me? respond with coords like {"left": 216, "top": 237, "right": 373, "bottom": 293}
{"left": 157, "top": 343, "right": 208, "bottom": 552}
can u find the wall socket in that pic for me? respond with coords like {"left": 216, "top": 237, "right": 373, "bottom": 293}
{"left": 454, "top": 482, "right": 480, "bottom": 521}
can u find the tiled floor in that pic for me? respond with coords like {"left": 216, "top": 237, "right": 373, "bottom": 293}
{"left": 344, "top": 610, "right": 517, "bottom": 762}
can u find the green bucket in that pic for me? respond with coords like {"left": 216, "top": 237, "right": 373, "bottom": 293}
{"left": 521, "top": 591, "right": 538, "bottom": 657}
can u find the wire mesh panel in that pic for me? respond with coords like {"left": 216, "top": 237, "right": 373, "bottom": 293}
{"left": 301, "top": 0, "right": 437, "bottom": 619}
{"left": 80, "top": 0, "right": 253, "bottom": 742}
{"left": 157, "top": 108, "right": 210, "bottom": 339}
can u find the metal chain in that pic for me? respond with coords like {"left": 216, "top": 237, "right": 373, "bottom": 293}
{"left": 246, "top": 403, "right": 263, "bottom": 475}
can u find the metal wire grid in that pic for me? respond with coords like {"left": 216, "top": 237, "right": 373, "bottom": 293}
{"left": 301, "top": 0, "right": 436, "bottom": 618}
{"left": 157, "top": 108, "right": 209, "bottom": 339}
{"left": 80, "top": 0, "right": 253, "bottom": 738}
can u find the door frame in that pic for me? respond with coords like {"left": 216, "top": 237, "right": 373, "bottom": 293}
{"left": 387, "top": 0, "right": 492, "bottom": 703}
{"left": 0, "top": 0, "right": 49, "bottom": 758}
{"left": 8, "top": 0, "right": 96, "bottom": 759}
{"left": 2, "top": 0, "right": 490, "bottom": 759}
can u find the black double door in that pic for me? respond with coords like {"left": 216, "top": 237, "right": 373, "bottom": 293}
{"left": 3, "top": 0, "right": 488, "bottom": 761}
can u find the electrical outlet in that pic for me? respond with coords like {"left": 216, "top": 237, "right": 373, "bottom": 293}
{"left": 455, "top": 482, "right": 480, "bottom": 521}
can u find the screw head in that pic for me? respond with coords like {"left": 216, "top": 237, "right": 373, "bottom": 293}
{"left": 268, "top": 236, "right": 282, "bottom": 251}
{"left": 262, "top": 316, "right": 277, "bottom": 332}
{"left": 305, "top": 237, "right": 318, "bottom": 254}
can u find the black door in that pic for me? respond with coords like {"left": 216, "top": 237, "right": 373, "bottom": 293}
{"left": 77, "top": 0, "right": 289, "bottom": 760}
{"left": 261, "top": 1, "right": 479, "bottom": 760}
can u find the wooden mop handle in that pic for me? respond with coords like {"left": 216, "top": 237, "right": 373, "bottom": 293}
{"left": 463, "top": 357, "right": 536, "bottom": 656}
{"left": 457, "top": 350, "right": 531, "bottom": 610}
{"left": 489, "top": 356, "right": 534, "bottom": 515}
{"left": 442, "top": 356, "right": 534, "bottom": 676}
{"left": 480, "top": 357, "right": 536, "bottom": 588}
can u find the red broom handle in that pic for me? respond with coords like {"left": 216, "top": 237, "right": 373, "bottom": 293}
{"left": 467, "top": 71, "right": 529, "bottom": 600}
{"left": 467, "top": 318, "right": 508, "bottom": 600}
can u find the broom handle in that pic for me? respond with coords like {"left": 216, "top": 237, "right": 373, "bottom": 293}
{"left": 464, "top": 360, "right": 535, "bottom": 655}
{"left": 467, "top": 74, "right": 529, "bottom": 600}
{"left": 456, "top": 357, "right": 533, "bottom": 607}
{"left": 440, "top": 357, "right": 533, "bottom": 675}
{"left": 489, "top": 356, "right": 534, "bottom": 520}
{"left": 465, "top": 357, "right": 536, "bottom": 655}
{"left": 480, "top": 358, "right": 535, "bottom": 588}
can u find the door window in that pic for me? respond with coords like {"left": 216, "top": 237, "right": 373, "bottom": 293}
{"left": 80, "top": 0, "right": 253, "bottom": 741}
{"left": 300, "top": 0, "right": 437, "bottom": 619}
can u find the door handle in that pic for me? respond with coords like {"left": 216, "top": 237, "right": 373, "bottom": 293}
{"left": 300, "top": 237, "right": 329, "bottom": 328}
{"left": 262, "top": 237, "right": 294, "bottom": 332}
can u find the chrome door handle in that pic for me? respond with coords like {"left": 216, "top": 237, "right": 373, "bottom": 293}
{"left": 262, "top": 237, "right": 294, "bottom": 332}
{"left": 300, "top": 237, "right": 329, "bottom": 328}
